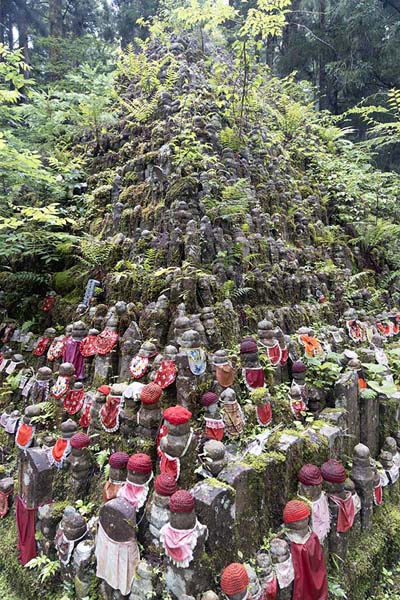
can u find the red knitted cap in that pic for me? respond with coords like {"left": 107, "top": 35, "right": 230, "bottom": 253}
{"left": 109, "top": 452, "right": 129, "bottom": 469}
{"left": 201, "top": 392, "right": 218, "bottom": 407}
{"left": 98, "top": 385, "right": 111, "bottom": 395}
{"left": 240, "top": 337, "right": 258, "bottom": 354}
{"left": 127, "top": 453, "right": 153, "bottom": 474}
{"left": 292, "top": 360, "right": 307, "bottom": 374}
{"left": 163, "top": 406, "right": 192, "bottom": 425}
{"left": 283, "top": 500, "right": 311, "bottom": 524}
{"left": 220, "top": 563, "right": 249, "bottom": 595}
{"left": 321, "top": 459, "right": 347, "bottom": 484}
{"left": 70, "top": 432, "right": 90, "bottom": 450}
{"left": 154, "top": 474, "right": 177, "bottom": 497}
{"left": 298, "top": 464, "right": 322, "bottom": 486}
{"left": 141, "top": 383, "right": 163, "bottom": 405}
{"left": 169, "top": 490, "right": 195, "bottom": 513}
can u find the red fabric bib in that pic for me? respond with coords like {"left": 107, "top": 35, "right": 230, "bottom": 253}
{"left": 330, "top": 493, "right": 355, "bottom": 533}
{"left": 243, "top": 368, "right": 265, "bottom": 390}
{"left": 0, "top": 489, "right": 12, "bottom": 518}
{"left": 51, "top": 376, "right": 69, "bottom": 400}
{"left": 80, "top": 335, "right": 98, "bottom": 358}
{"left": 263, "top": 577, "right": 278, "bottom": 600}
{"left": 205, "top": 417, "right": 225, "bottom": 441}
{"left": 256, "top": 402, "right": 272, "bottom": 426}
{"left": 290, "top": 532, "right": 328, "bottom": 600}
{"left": 51, "top": 438, "right": 70, "bottom": 467}
{"left": 63, "top": 389, "right": 85, "bottom": 415}
{"left": 374, "top": 484, "right": 383, "bottom": 506}
{"left": 160, "top": 452, "right": 179, "bottom": 480}
{"left": 16, "top": 423, "right": 34, "bottom": 449}
{"left": 267, "top": 344, "right": 282, "bottom": 366}
{"left": 154, "top": 359, "right": 177, "bottom": 388}
{"left": 79, "top": 399, "right": 93, "bottom": 428}
{"left": 47, "top": 338, "right": 66, "bottom": 362}
{"left": 280, "top": 347, "right": 289, "bottom": 366}
{"left": 16, "top": 496, "right": 37, "bottom": 566}
{"left": 100, "top": 395, "right": 121, "bottom": 432}
{"left": 216, "top": 363, "right": 236, "bottom": 387}
{"left": 33, "top": 337, "right": 50, "bottom": 357}
{"left": 130, "top": 355, "right": 149, "bottom": 379}
{"left": 95, "top": 328, "right": 118, "bottom": 355}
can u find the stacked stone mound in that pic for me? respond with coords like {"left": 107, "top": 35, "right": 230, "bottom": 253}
{"left": 74, "top": 32, "right": 379, "bottom": 339}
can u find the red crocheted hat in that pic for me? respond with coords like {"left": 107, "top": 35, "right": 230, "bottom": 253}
{"left": 70, "top": 432, "right": 90, "bottom": 450}
{"left": 292, "top": 360, "right": 307, "bottom": 374}
{"left": 283, "top": 499, "right": 311, "bottom": 524}
{"left": 321, "top": 459, "right": 347, "bottom": 484}
{"left": 201, "top": 392, "right": 218, "bottom": 407}
{"left": 163, "top": 405, "right": 192, "bottom": 425}
{"left": 127, "top": 453, "right": 153, "bottom": 474}
{"left": 298, "top": 464, "right": 322, "bottom": 486}
{"left": 98, "top": 385, "right": 111, "bottom": 395}
{"left": 109, "top": 452, "right": 129, "bottom": 469}
{"left": 141, "top": 383, "right": 163, "bottom": 405}
{"left": 220, "top": 563, "right": 249, "bottom": 595}
{"left": 154, "top": 474, "right": 177, "bottom": 497}
{"left": 240, "top": 337, "right": 258, "bottom": 354}
{"left": 169, "top": 490, "right": 195, "bottom": 513}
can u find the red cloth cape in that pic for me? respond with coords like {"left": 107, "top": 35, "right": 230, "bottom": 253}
{"left": 290, "top": 531, "right": 328, "bottom": 600}
{"left": 16, "top": 496, "right": 37, "bottom": 566}
{"left": 330, "top": 493, "right": 355, "bottom": 533}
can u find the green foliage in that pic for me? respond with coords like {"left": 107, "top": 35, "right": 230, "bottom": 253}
{"left": 26, "top": 555, "right": 60, "bottom": 583}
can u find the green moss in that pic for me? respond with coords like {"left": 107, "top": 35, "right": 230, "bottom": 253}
{"left": 207, "top": 477, "right": 236, "bottom": 494}
{"left": 54, "top": 267, "right": 79, "bottom": 294}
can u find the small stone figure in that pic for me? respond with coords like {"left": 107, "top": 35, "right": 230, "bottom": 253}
{"left": 130, "top": 341, "right": 158, "bottom": 380}
{"left": 67, "top": 433, "right": 92, "bottom": 499}
{"left": 147, "top": 474, "right": 177, "bottom": 545}
{"left": 99, "top": 383, "right": 125, "bottom": 433}
{"left": 321, "top": 460, "right": 355, "bottom": 533}
{"left": 288, "top": 385, "right": 307, "bottom": 420}
{"left": 15, "top": 405, "right": 41, "bottom": 451}
{"left": 161, "top": 490, "right": 208, "bottom": 597}
{"left": 30, "top": 366, "right": 53, "bottom": 404}
{"left": 256, "top": 552, "right": 278, "bottom": 600}
{"left": 118, "top": 453, "right": 153, "bottom": 512}
{"left": 159, "top": 406, "right": 195, "bottom": 484}
{"left": 63, "top": 381, "right": 85, "bottom": 416}
{"left": 95, "top": 497, "right": 139, "bottom": 596}
{"left": 33, "top": 328, "right": 56, "bottom": 357}
{"left": 351, "top": 444, "right": 374, "bottom": 529}
{"left": 220, "top": 388, "right": 245, "bottom": 438}
{"left": 51, "top": 362, "right": 75, "bottom": 402}
{"left": 102, "top": 452, "right": 129, "bottom": 504}
{"left": 0, "top": 477, "right": 13, "bottom": 518}
{"left": 154, "top": 345, "right": 178, "bottom": 389}
{"left": 240, "top": 337, "right": 265, "bottom": 391}
{"left": 199, "top": 440, "right": 227, "bottom": 478}
{"left": 55, "top": 506, "right": 90, "bottom": 570}
{"left": 220, "top": 562, "right": 250, "bottom": 600}
{"left": 270, "top": 537, "right": 294, "bottom": 599}
{"left": 49, "top": 419, "right": 77, "bottom": 469}
{"left": 201, "top": 391, "right": 225, "bottom": 441}
{"left": 297, "top": 464, "right": 330, "bottom": 542}
{"left": 137, "top": 382, "right": 163, "bottom": 438}
{"left": 212, "top": 349, "right": 236, "bottom": 388}
{"left": 282, "top": 499, "right": 328, "bottom": 600}
{"left": 63, "top": 321, "right": 88, "bottom": 380}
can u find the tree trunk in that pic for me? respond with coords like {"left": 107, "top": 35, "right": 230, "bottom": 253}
{"left": 48, "top": 0, "right": 63, "bottom": 80}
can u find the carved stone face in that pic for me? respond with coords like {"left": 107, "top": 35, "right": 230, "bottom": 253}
{"left": 180, "top": 329, "right": 201, "bottom": 349}
{"left": 59, "top": 362, "right": 75, "bottom": 377}
{"left": 323, "top": 480, "right": 345, "bottom": 496}
{"left": 379, "top": 450, "right": 393, "bottom": 469}
{"left": 170, "top": 509, "right": 196, "bottom": 530}
{"left": 286, "top": 516, "right": 309, "bottom": 533}
{"left": 220, "top": 388, "right": 236, "bottom": 404}
{"left": 115, "top": 301, "right": 127, "bottom": 315}
{"left": 71, "top": 321, "right": 88, "bottom": 340}
{"left": 383, "top": 437, "right": 397, "bottom": 454}
{"left": 270, "top": 538, "right": 290, "bottom": 563}
{"left": 298, "top": 482, "right": 322, "bottom": 502}
{"left": 164, "top": 345, "right": 178, "bottom": 361}
{"left": 61, "top": 507, "right": 87, "bottom": 541}
{"left": 138, "top": 341, "right": 157, "bottom": 357}
{"left": 127, "top": 470, "right": 152, "bottom": 486}
{"left": 37, "top": 367, "right": 53, "bottom": 381}
{"left": 256, "top": 552, "right": 273, "bottom": 578}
